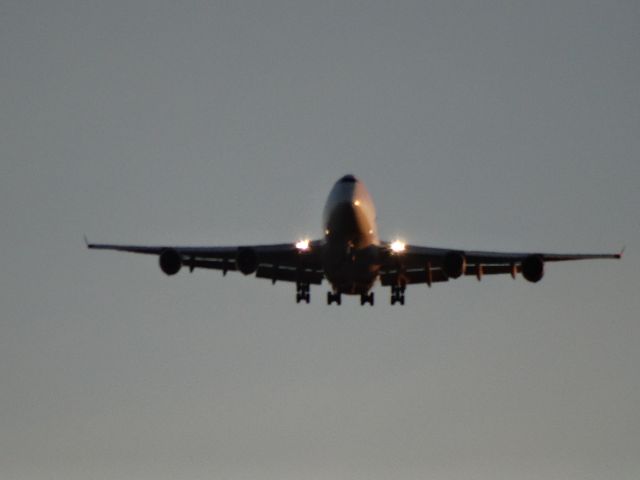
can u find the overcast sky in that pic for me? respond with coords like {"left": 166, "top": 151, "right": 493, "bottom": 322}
{"left": 1, "top": 1, "right": 639, "bottom": 479}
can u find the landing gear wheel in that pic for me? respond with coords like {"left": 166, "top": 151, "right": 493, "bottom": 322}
{"left": 296, "top": 282, "right": 310, "bottom": 304}
{"left": 360, "top": 292, "right": 374, "bottom": 306}
{"left": 327, "top": 291, "right": 342, "bottom": 305}
{"left": 390, "top": 285, "right": 406, "bottom": 305}
{"left": 296, "top": 292, "right": 310, "bottom": 304}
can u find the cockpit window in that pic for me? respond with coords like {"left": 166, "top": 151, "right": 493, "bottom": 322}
{"left": 338, "top": 174, "right": 357, "bottom": 183}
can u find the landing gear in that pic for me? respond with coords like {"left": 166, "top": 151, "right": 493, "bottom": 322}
{"left": 327, "top": 291, "right": 342, "bottom": 305}
{"left": 296, "top": 282, "right": 310, "bottom": 304}
{"left": 360, "top": 292, "right": 374, "bottom": 306}
{"left": 390, "top": 285, "right": 405, "bottom": 305}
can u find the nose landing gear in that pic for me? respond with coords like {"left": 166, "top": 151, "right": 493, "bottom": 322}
{"left": 327, "top": 291, "right": 342, "bottom": 305}
{"left": 360, "top": 291, "right": 374, "bottom": 306}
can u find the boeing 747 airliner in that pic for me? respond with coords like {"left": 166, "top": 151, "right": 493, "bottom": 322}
{"left": 88, "top": 175, "right": 621, "bottom": 305}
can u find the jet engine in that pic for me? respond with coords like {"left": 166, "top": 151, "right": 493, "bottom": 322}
{"left": 159, "top": 248, "right": 182, "bottom": 276}
{"left": 442, "top": 252, "right": 467, "bottom": 279}
{"left": 522, "top": 255, "right": 544, "bottom": 283}
{"left": 236, "top": 247, "right": 258, "bottom": 275}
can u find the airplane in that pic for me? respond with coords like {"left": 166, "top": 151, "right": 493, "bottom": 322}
{"left": 88, "top": 174, "right": 622, "bottom": 306}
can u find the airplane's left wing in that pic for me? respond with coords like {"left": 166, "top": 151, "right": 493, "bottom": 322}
{"left": 379, "top": 242, "right": 622, "bottom": 286}
{"left": 87, "top": 240, "right": 325, "bottom": 284}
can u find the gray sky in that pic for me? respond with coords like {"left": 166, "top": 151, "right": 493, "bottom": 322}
{"left": 1, "top": 1, "right": 639, "bottom": 479}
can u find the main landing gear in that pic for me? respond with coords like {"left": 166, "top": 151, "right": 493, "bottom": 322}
{"left": 296, "top": 282, "right": 310, "bottom": 304}
{"left": 390, "top": 285, "right": 405, "bottom": 305}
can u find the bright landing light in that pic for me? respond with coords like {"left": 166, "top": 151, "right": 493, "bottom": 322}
{"left": 296, "top": 238, "right": 310, "bottom": 251}
{"left": 390, "top": 239, "right": 406, "bottom": 253}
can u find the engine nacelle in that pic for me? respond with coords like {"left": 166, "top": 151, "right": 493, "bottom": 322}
{"left": 442, "top": 252, "right": 467, "bottom": 279}
{"left": 522, "top": 255, "right": 544, "bottom": 283}
{"left": 236, "top": 247, "right": 258, "bottom": 275}
{"left": 159, "top": 248, "right": 182, "bottom": 276}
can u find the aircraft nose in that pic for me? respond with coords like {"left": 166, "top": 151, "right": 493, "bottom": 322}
{"left": 337, "top": 174, "right": 357, "bottom": 184}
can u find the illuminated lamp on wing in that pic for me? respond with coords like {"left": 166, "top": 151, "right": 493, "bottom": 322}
{"left": 296, "top": 238, "right": 310, "bottom": 252}
{"left": 390, "top": 239, "right": 406, "bottom": 253}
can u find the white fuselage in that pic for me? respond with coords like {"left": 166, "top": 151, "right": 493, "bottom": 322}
{"left": 321, "top": 175, "right": 381, "bottom": 294}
